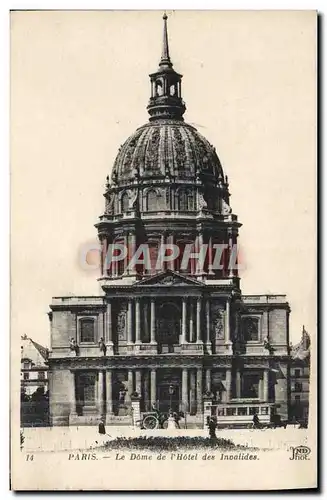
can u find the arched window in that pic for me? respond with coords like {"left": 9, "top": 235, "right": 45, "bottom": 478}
{"left": 176, "top": 240, "right": 193, "bottom": 274}
{"left": 155, "top": 80, "right": 163, "bottom": 96}
{"left": 241, "top": 317, "right": 259, "bottom": 342}
{"left": 146, "top": 189, "right": 160, "bottom": 211}
{"left": 178, "top": 189, "right": 194, "bottom": 211}
{"left": 178, "top": 189, "right": 187, "bottom": 211}
{"left": 121, "top": 192, "right": 129, "bottom": 213}
{"left": 148, "top": 241, "right": 159, "bottom": 274}
{"left": 80, "top": 318, "right": 95, "bottom": 343}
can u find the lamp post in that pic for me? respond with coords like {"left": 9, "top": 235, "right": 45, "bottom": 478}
{"left": 168, "top": 384, "right": 174, "bottom": 414}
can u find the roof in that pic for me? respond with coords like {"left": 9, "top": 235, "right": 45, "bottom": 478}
{"left": 21, "top": 335, "right": 48, "bottom": 367}
{"left": 291, "top": 327, "right": 310, "bottom": 361}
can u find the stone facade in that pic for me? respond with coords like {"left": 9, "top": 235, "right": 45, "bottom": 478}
{"left": 48, "top": 14, "right": 291, "bottom": 427}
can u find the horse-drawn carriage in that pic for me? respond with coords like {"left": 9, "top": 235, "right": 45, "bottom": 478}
{"left": 139, "top": 410, "right": 184, "bottom": 429}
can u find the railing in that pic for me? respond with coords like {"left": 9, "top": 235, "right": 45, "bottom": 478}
{"left": 242, "top": 295, "right": 287, "bottom": 304}
{"left": 51, "top": 296, "right": 104, "bottom": 306}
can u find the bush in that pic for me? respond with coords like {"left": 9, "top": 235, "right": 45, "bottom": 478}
{"left": 102, "top": 436, "right": 237, "bottom": 452}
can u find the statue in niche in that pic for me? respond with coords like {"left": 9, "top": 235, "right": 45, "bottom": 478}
{"left": 128, "top": 189, "right": 139, "bottom": 209}
{"left": 106, "top": 193, "right": 115, "bottom": 215}
{"left": 111, "top": 168, "right": 118, "bottom": 186}
{"left": 105, "top": 175, "right": 110, "bottom": 191}
{"left": 212, "top": 308, "right": 224, "bottom": 340}
{"left": 116, "top": 307, "right": 126, "bottom": 341}
{"left": 221, "top": 198, "right": 232, "bottom": 215}
{"left": 198, "top": 192, "right": 208, "bottom": 210}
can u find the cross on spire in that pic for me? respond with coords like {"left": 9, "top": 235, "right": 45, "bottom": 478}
{"left": 160, "top": 13, "right": 172, "bottom": 68}
{"left": 147, "top": 13, "right": 186, "bottom": 121}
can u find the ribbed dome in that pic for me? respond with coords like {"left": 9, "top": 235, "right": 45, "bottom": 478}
{"left": 111, "top": 120, "right": 224, "bottom": 185}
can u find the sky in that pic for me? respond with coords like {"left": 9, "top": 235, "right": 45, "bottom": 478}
{"left": 11, "top": 10, "right": 316, "bottom": 347}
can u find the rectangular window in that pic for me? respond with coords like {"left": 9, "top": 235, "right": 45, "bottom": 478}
{"left": 226, "top": 407, "right": 237, "bottom": 416}
{"left": 237, "top": 407, "right": 248, "bottom": 416}
{"left": 294, "top": 369, "right": 301, "bottom": 377}
{"left": 295, "top": 382, "right": 302, "bottom": 392}
{"left": 38, "top": 371, "right": 45, "bottom": 380}
{"left": 80, "top": 318, "right": 95, "bottom": 343}
{"left": 241, "top": 317, "right": 259, "bottom": 342}
{"left": 23, "top": 372, "right": 29, "bottom": 380}
{"left": 260, "top": 407, "right": 269, "bottom": 415}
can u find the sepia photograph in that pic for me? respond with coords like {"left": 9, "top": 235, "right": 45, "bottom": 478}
{"left": 10, "top": 10, "right": 317, "bottom": 490}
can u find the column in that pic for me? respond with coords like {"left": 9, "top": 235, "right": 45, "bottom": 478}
{"left": 205, "top": 299, "right": 211, "bottom": 344}
{"left": 130, "top": 232, "right": 136, "bottom": 275}
{"left": 150, "top": 299, "right": 156, "bottom": 343}
{"left": 98, "top": 370, "right": 105, "bottom": 416}
{"left": 168, "top": 233, "right": 175, "bottom": 271}
{"left": 99, "top": 236, "right": 105, "bottom": 277}
{"left": 208, "top": 236, "right": 214, "bottom": 274}
{"left": 205, "top": 369, "right": 211, "bottom": 393}
{"left": 106, "top": 370, "right": 113, "bottom": 415}
{"left": 70, "top": 371, "right": 76, "bottom": 416}
{"left": 128, "top": 370, "right": 134, "bottom": 396}
{"left": 150, "top": 369, "right": 156, "bottom": 405}
{"left": 135, "top": 298, "right": 141, "bottom": 343}
{"left": 182, "top": 368, "right": 188, "bottom": 412}
{"left": 181, "top": 298, "right": 187, "bottom": 344}
{"left": 228, "top": 231, "right": 234, "bottom": 278}
{"left": 225, "top": 369, "right": 232, "bottom": 402}
{"left": 196, "top": 232, "right": 204, "bottom": 274}
{"left": 225, "top": 298, "right": 230, "bottom": 343}
{"left": 236, "top": 369, "right": 242, "bottom": 398}
{"left": 190, "top": 370, "right": 196, "bottom": 414}
{"left": 105, "top": 301, "right": 112, "bottom": 344}
{"left": 196, "top": 297, "right": 202, "bottom": 343}
{"left": 127, "top": 299, "right": 133, "bottom": 343}
{"left": 135, "top": 370, "right": 142, "bottom": 396}
{"left": 196, "top": 368, "right": 203, "bottom": 414}
{"left": 144, "top": 371, "right": 150, "bottom": 411}
{"left": 160, "top": 233, "right": 166, "bottom": 272}
{"left": 263, "top": 369, "right": 269, "bottom": 402}
{"left": 124, "top": 233, "right": 129, "bottom": 275}
{"left": 189, "top": 300, "right": 194, "bottom": 343}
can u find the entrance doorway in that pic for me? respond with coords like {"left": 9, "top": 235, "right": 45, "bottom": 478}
{"left": 158, "top": 384, "right": 180, "bottom": 413}
{"left": 157, "top": 368, "right": 181, "bottom": 412}
{"left": 157, "top": 302, "right": 181, "bottom": 353}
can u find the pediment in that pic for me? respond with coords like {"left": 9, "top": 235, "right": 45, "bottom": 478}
{"left": 133, "top": 270, "right": 202, "bottom": 287}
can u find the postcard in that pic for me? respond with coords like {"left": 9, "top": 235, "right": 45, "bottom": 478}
{"left": 11, "top": 10, "right": 317, "bottom": 490}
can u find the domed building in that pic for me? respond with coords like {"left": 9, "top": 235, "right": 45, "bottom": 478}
{"left": 48, "top": 15, "right": 291, "bottom": 427}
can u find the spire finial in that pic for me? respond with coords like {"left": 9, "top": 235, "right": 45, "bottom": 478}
{"left": 160, "top": 12, "right": 172, "bottom": 67}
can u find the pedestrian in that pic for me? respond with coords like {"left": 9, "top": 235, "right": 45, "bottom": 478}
{"left": 98, "top": 418, "right": 106, "bottom": 435}
{"left": 252, "top": 411, "right": 260, "bottom": 429}
{"left": 208, "top": 416, "right": 217, "bottom": 439}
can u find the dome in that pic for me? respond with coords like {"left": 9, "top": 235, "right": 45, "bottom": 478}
{"left": 101, "top": 14, "right": 232, "bottom": 219}
{"left": 111, "top": 119, "right": 224, "bottom": 185}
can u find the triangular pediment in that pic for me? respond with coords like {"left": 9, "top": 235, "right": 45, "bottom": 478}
{"left": 133, "top": 270, "right": 202, "bottom": 287}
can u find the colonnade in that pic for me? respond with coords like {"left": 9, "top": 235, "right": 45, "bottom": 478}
{"left": 69, "top": 365, "right": 271, "bottom": 419}
{"left": 104, "top": 296, "right": 231, "bottom": 347}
